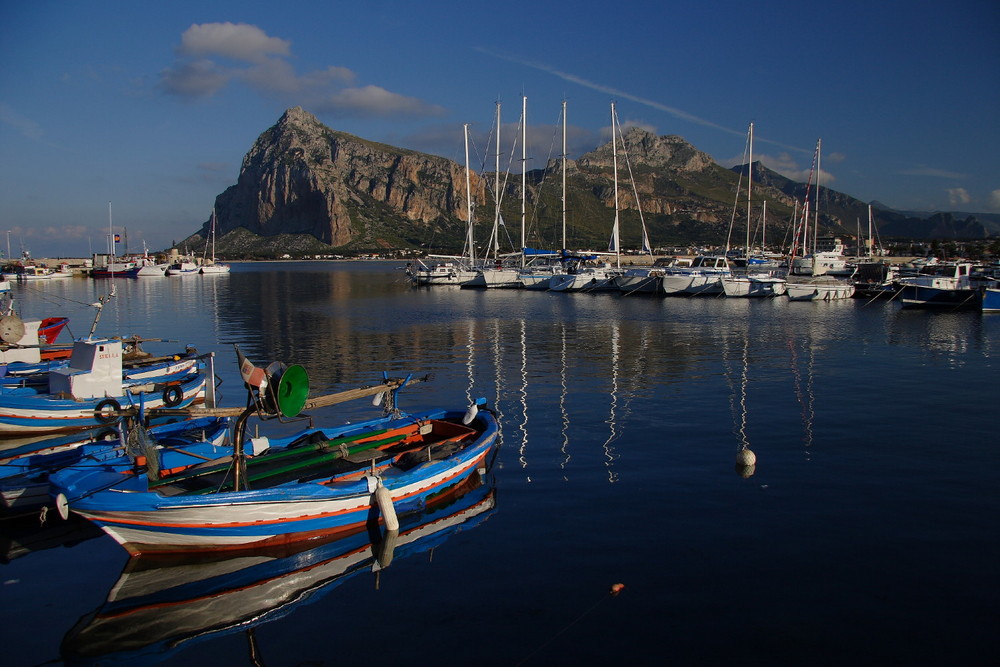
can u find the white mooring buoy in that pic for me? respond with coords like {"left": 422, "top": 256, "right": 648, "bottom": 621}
{"left": 736, "top": 447, "right": 756, "bottom": 467}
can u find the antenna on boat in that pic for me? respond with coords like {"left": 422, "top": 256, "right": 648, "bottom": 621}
{"left": 87, "top": 291, "right": 116, "bottom": 340}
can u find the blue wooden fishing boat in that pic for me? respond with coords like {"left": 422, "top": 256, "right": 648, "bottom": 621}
{"left": 1, "top": 340, "right": 201, "bottom": 388}
{"left": 0, "top": 416, "right": 231, "bottom": 513}
{"left": 0, "top": 337, "right": 206, "bottom": 436}
{"left": 982, "top": 286, "right": 1000, "bottom": 313}
{"left": 50, "top": 350, "right": 499, "bottom": 554}
{"left": 59, "top": 476, "right": 495, "bottom": 662}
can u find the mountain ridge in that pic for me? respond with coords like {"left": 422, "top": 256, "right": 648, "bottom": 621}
{"left": 179, "top": 107, "right": 997, "bottom": 257}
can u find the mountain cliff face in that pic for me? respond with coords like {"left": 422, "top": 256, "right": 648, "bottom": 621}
{"left": 205, "top": 107, "right": 476, "bottom": 249}
{"left": 183, "top": 108, "right": 992, "bottom": 257}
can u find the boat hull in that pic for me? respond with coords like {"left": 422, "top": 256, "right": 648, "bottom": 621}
{"left": 662, "top": 273, "right": 727, "bottom": 296}
{"left": 548, "top": 271, "right": 616, "bottom": 292}
{"left": 722, "top": 276, "right": 787, "bottom": 298}
{"left": 900, "top": 284, "right": 982, "bottom": 309}
{"left": 983, "top": 287, "right": 1000, "bottom": 312}
{"left": 0, "top": 417, "right": 229, "bottom": 512}
{"left": 60, "top": 408, "right": 498, "bottom": 554}
{"left": 461, "top": 268, "right": 521, "bottom": 289}
{"left": 0, "top": 374, "right": 206, "bottom": 435}
{"left": 786, "top": 282, "right": 855, "bottom": 301}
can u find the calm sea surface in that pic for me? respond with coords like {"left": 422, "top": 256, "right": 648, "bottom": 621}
{"left": 2, "top": 262, "right": 997, "bottom": 665}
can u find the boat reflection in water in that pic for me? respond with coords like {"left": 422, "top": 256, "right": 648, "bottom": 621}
{"left": 61, "top": 474, "right": 496, "bottom": 664}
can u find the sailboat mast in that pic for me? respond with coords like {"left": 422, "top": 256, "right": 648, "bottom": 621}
{"left": 867, "top": 204, "right": 873, "bottom": 258}
{"left": 761, "top": 200, "right": 767, "bottom": 255}
{"left": 611, "top": 101, "right": 620, "bottom": 268}
{"left": 108, "top": 201, "right": 114, "bottom": 259}
{"left": 813, "top": 139, "right": 821, "bottom": 256}
{"left": 464, "top": 123, "right": 475, "bottom": 266}
{"left": 561, "top": 99, "right": 567, "bottom": 251}
{"left": 521, "top": 95, "right": 527, "bottom": 268}
{"left": 494, "top": 102, "right": 501, "bottom": 260}
{"left": 746, "top": 122, "right": 753, "bottom": 259}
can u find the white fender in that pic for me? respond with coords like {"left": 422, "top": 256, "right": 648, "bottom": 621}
{"left": 373, "top": 483, "right": 399, "bottom": 531}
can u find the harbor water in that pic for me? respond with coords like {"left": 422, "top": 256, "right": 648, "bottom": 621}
{"left": 2, "top": 262, "right": 997, "bottom": 665}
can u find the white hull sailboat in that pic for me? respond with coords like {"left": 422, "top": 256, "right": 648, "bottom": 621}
{"left": 200, "top": 209, "right": 230, "bottom": 275}
{"left": 785, "top": 140, "right": 853, "bottom": 301}
{"left": 414, "top": 123, "right": 480, "bottom": 287}
{"left": 465, "top": 99, "right": 523, "bottom": 289}
{"left": 786, "top": 277, "right": 854, "bottom": 301}
{"left": 721, "top": 124, "right": 786, "bottom": 298}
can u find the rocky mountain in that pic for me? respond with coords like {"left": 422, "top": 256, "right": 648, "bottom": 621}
{"left": 179, "top": 108, "right": 996, "bottom": 257}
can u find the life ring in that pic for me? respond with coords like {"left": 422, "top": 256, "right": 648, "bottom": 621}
{"left": 94, "top": 398, "right": 122, "bottom": 424}
{"left": 162, "top": 385, "right": 184, "bottom": 407}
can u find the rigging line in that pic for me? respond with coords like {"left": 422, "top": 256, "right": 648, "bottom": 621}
{"left": 16, "top": 283, "right": 98, "bottom": 309}
{"left": 613, "top": 108, "right": 652, "bottom": 254}
{"left": 724, "top": 129, "right": 751, "bottom": 253}
{"left": 524, "top": 108, "right": 565, "bottom": 247}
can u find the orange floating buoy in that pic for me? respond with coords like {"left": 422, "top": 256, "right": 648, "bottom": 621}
{"left": 609, "top": 583, "right": 625, "bottom": 596}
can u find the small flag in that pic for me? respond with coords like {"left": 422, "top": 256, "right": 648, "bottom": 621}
{"left": 114, "top": 234, "right": 121, "bottom": 243}
{"left": 235, "top": 346, "right": 266, "bottom": 388}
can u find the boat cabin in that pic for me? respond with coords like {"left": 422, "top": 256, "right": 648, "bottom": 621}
{"left": 49, "top": 339, "right": 123, "bottom": 399}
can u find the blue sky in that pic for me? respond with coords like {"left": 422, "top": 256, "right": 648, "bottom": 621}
{"left": 2, "top": 0, "right": 998, "bottom": 258}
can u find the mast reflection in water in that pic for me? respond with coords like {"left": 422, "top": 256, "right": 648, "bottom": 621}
{"left": 3, "top": 261, "right": 997, "bottom": 665}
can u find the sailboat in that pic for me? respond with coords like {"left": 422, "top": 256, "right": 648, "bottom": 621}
{"left": 463, "top": 98, "right": 523, "bottom": 289}
{"left": 519, "top": 99, "right": 569, "bottom": 290}
{"left": 548, "top": 101, "right": 623, "bottom": 293}
{"left": 200, "top": 208, "right": 230, "bottom": 275}
{"left": 409, "top": 125, "right": 480, "bottom": 286}
{"left": 722, "top": 124, "right": 787, "bottom": 298}
{"left": 785, "top": 139, "right": 855, "bottom": 301}
{"left": 91, "top": 203, "right": 138, "bottom": 278}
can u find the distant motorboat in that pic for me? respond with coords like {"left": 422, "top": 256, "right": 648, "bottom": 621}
{"left": 165, "top": 259, "right": 199, "bottom": 276}
{"left": 661, "top": 255, "right": 732, "bottom": 296}
{"left": 898, "top": 262, "right": 983, "bottom": 310}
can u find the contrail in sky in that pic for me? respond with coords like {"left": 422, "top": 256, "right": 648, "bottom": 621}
{"left": 479, "top": 48, "right": 808, "bottom": 154}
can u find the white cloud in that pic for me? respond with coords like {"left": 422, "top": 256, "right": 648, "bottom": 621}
{"left": 160, "top": 23, "right": 441, "bottom": 119}
{"left": 989, "top": 189, "right": 1000, "bottom": 212}
{"left": 317, "top": 85, "right": 446, "bottom": 118}
{"left": 160, "top": 59, "right": 230, "bottom": 98}
{"left": 947, "top": 187, "right": 971, "bottom": 206}
{"left": 178, "top": 23, "right": 290, "bottom": 64}
{"left": 722, "top": 151, "right": 835, "bottom": 185}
